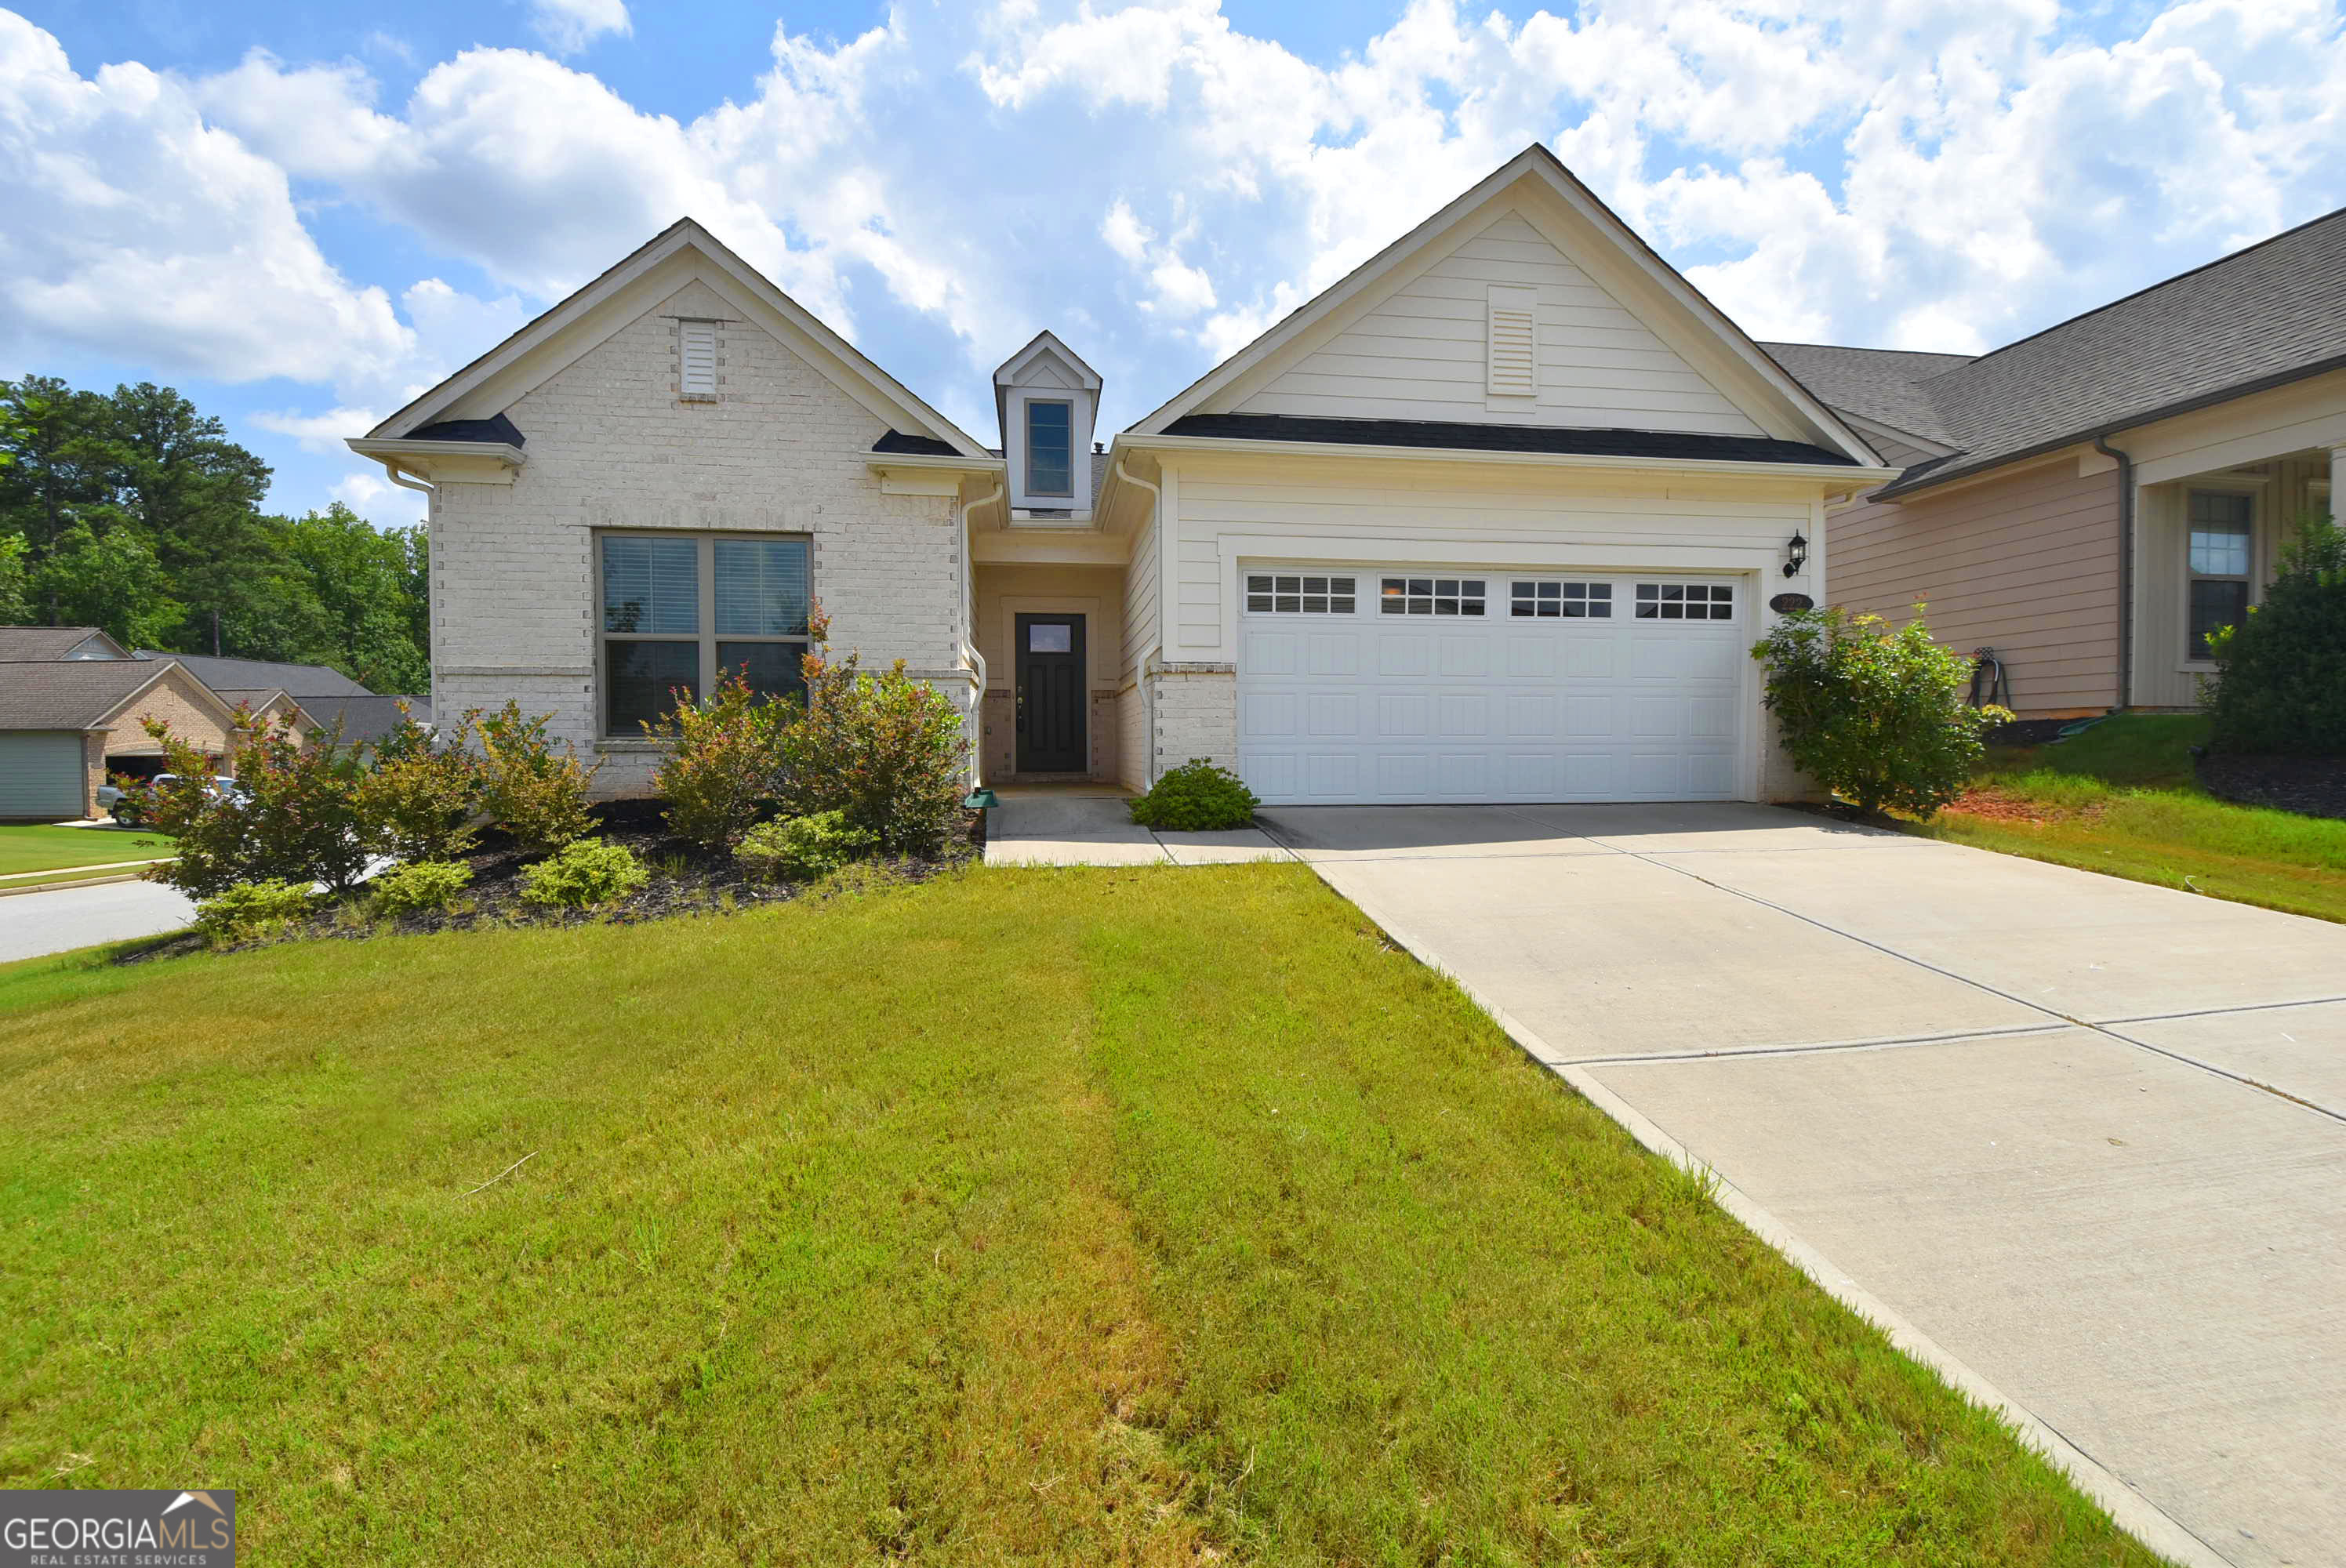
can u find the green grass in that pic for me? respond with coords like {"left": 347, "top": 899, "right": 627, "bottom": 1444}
{"left": 0, "top": 868, "right": 2155, "bottom": 1565}
{"left": 1915, "top": 716, "right": 2346, "bottom": 922}
{"left": 0, "top": 823, "right": 172, "bottom": 877}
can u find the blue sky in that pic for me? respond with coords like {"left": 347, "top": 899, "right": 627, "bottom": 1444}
{"left": 4, "top": 0, "right": 2341, "bottom": 530}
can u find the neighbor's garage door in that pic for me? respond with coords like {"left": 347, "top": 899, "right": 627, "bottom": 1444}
{"left": 0, "top": 731, "right": 88, "bottom": 820}
{"left": 1237, "top": 568, "right": 1746, "bottom": 806}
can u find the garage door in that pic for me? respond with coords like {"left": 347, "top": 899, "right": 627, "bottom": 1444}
{"left": 1237, "top": 568, "right": 1747, "bottom": 806}
{"left": 0, "top": 731, "right": 88, "bottom": 820}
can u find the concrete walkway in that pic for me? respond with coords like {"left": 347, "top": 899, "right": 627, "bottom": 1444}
{"left": 1256, "top": 802, "right": 2344, "bottom": 1568}
{"left": 982, "top": 790, "right": 1292, "bottom": 866}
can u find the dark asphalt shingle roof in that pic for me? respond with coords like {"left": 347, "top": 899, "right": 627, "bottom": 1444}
{"left": 872, "top": 430, "right": 960, "bottom": 456}
{"left": 405, "top": 412, "right": 525, "bottom": 446}
{"left": 0, "top": 659, "right": 179, "bottom": 730}
{"left": 0, "top": 626, "right": 127, "bottom": 662}
{"left": 1765, "top": 205, "right": 2346, "bottom": 495}
{"left": 1160, "top": 413, "right": 1859, "bottom": 466}
{"left": 137, "top": 652, "right": 375, "bottom": 699}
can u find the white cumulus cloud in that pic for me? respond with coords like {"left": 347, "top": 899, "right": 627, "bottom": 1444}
{"left": 528, "top": 0, "right": 630, "bottom": 57}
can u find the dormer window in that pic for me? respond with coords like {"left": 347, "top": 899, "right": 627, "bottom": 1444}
{"left": 1026, "top": 401, "right": 1073, "bottom": 496}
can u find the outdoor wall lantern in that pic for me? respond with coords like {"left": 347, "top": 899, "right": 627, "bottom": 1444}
{"left": 1783, "top": 531, "right": 1809, "bottom": 578}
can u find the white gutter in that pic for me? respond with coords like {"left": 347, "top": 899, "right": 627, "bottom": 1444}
{"left": 1112, "top": 431, "right": 1900, "bottom": 488}
{"left": 864, "top": 452, "right": 1008, "bottom": 475}
{"left": 347, "top": 437, "right": 526, "bottom": 471}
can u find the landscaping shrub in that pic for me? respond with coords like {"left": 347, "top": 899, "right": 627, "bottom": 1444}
{"left": 193, "top": 879, "right": 317, "bottom": 946}
{"left": 2206, "top": 514, "right": 2346, "bottom": 756}
{"left": 774, "top": 610, "right": 970, "bottom": 855}
{"left": 735, "top": 811, "right": 877, "bottom": 882}
{"left": 1752, "top": 605, "right": 2010, "bottom": 818}
{"left": 141, "top": 710, "right": 372, "bottom": 898}
{"left": 354, "top": 706, "right": 483, "bottom": 862}
{"left": 477, "top": 702, "right": 600, "bottom": 855}
{"left": 1128, "top": 758, "right": 1259, "bottom": 831}
{"left": 648, "top": 671, "right": 790, "bottom": 851}
{"left": 519, "top": 838, "right": 648, "bottom": 909}
{"left": 369, "top": 858, "right": 474, "bottom": 916}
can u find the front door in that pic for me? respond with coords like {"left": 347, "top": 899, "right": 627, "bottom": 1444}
{"left": 1015, "top": 613, "right": 1088, "bottom": 773}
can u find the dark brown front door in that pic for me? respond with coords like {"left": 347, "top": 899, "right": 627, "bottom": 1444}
{"left": 1015, "top": 613, "right": 1087, "bottom": 773}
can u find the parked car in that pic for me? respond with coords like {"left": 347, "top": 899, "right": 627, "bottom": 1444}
{"left": 102, "top": 773, "right": 243, "bottom": 825}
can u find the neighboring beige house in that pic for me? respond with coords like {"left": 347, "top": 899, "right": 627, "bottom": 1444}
{"left": 353, "top": 146, "right": 1900, "bottom": 807}
{"left": 0, "top": 628, "right": 248, "bottom": 821}
{"left": 1775, "top": 207, "right": 2346, "bottom": 717}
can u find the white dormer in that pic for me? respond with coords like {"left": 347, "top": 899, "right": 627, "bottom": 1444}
{"left": 994, "top": 332, "right": 1102, "bottom": 516}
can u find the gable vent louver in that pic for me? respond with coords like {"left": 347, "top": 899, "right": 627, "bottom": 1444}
{"left": 680, "top": 320, "right": 718, "bottom": 399}
{"left": 1485, "top": 285, "right": 1538, "bottom": 397}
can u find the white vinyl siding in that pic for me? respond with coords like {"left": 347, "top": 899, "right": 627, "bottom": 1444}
{"left": 0, "top": 732, "right": 86, "bottom": 819}
{"left": 679, "top": 319, "right": 718, "bottom": 399}
{"left": 1232, "top": 215, "right": 1765, "bottom": 435}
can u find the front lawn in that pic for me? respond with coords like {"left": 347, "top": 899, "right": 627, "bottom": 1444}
{"left": 0, "top": 822, "right": 172, "bottom": 879}
{"left": 0, "top": 867, "right": 2153, "bottom": 1564}
{"left": 1917, "top": 715, "right": 2346, "bottom": 923}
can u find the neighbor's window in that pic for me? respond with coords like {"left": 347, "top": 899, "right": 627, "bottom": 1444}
{"left": 1511, "top": 580, "right": 1611, "bottom": 619}
{"left": 600, "top": 532, "right": 810, "bottom": 733}
{"left": 1026, "top": 400, "right": 1073, "bottom": 496}
{"left": 1381, "top": 577, "right": 1486, "bottom": 616}
{"left": 1247, "top": 573, "right": 1356, "bottom": 613}
{"left": 2186, "top": 490, "right": 2253, "bottom": 660}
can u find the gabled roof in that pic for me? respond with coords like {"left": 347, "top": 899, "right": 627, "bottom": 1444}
{"left": 1768, "top": 204, "right": 2346, "bottom": 498}
{"left": 993, "top": 330, "right": 1100, "bottom": 391}
{"left": 361, "top": 219, "right": 991, "bottom": 461}
{"left": 0, "top": 658, "right": 239, "bottom": 733}
{"left": 136, "top": 652, "right": 373, "bottom": 699}
{"left": 0, "top": 626, "right": 131, "bottom": 662}
{"left": 1128, "top": 143, "right": 1881, "bottom": 467}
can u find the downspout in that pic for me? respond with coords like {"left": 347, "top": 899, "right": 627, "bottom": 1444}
{"left": 1112, "top": 454, "right": 1164, "bottom": 788}
{"left": 2094, "top": 436, "right": 2134, "bottom": 711}
{"left": 372, "top": 458, "right": 434, "bottom": 495}
{"left": 959, "top": 477, "right": 1005, "bottom": 786}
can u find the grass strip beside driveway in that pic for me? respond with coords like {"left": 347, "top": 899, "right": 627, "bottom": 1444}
{"left": 1919, "top": 715, "right": 2346, "bottom": 924}
{"left": 0, "top": 866, "right": 2157, "bottom": 1564}
{"left": 0, "top": 824, "right": 173, "bottom": 878}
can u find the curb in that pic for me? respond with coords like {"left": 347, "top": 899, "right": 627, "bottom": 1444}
{"left": 1298, "top": 858, "right": 2228, "bottom": 1568}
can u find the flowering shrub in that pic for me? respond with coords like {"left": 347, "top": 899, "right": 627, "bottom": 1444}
{"left": 735, "top": 811, "right": 877, "bottom": 882}
{"left": 1752, "top": 605, "right": 2009, "bottom": 818}
{"left": 369, "top": 858, "right": 474, "bottom": 915}
{"left": 773, "top": 608, "right": 969, "bottom": 856}
{"left": 1128, "top": 759, "right": 1258, "bottom": 831}
{"left": 519, "top": 838, "right": 648, "bottom": 909}
{"left": 477, "top": 702, "right": 599, "bottom": 855}
{"left": 354, "top": 706, "right": 483, "bottom": 862}
{"left": 648, "top": 670, "right": 790, "bottom": 851}
{"left": 194, "top": 879, "right": 317, "bottom": 946}
{"left": 141, "top": 710, "right": 372, "bottom": 898}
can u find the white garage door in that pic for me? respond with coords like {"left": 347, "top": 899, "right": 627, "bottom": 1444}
{"left": 1237, "top": 567, "right": 1748, "bottom": 806}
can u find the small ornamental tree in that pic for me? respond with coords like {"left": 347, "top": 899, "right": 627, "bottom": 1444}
{"left": 2206, "top": 513, "right": 2346, "bottom": 757}
{"left": 646, "top": 670, "right": 791, "bottom": 852}
{"left": 475, "top": 702, "right": 600, "bottom": 855}
{"left": 1752, "top": 605, "right": 2010, "bottom": 819}
{"left": 774, "top": 608, "right": 970, "bottom": 857}
{"left": 353, "top": 705, "right": 483, "bottom": 863}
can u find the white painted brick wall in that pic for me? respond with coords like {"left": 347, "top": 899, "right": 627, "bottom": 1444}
{"left": 430, "top": 277, "right": 961, "bottom": 797}
{"left": 1149, "top": 667, "right": 1237, "bottom": 775}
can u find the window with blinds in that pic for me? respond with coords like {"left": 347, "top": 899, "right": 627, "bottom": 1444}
{"left": 679, "top": 320, "right": 718, "bottom": 400}
{"left": 599, "top": 532, "right": 810, "bottom": 732}
{"left": 1486, "top": 285, "right": 1538, "bottom": 397}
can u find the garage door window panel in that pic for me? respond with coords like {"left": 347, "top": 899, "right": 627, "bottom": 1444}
{"left": 1635, "top": 583, "right": 1735, "bottom": 621}
{"left": 1512, "top": 580, "right": 1611, "bottom": 619}
{"left": 1246, "top": 573, "right": 1356, "bottom": 614}
{"left": 1382, "top": 577, "right": 1485, "bottom": 616}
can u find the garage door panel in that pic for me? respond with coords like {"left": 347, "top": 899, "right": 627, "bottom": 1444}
{"left": 1240, "top": 567, "right": 1748, "bottom": 806}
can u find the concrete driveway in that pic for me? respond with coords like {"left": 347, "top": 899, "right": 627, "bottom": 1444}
{"left": 0, "top": 880, "right": 195, "bottom": 963}
{"left": 1262, "top": 802, "right": 2344, "bottom": 1568}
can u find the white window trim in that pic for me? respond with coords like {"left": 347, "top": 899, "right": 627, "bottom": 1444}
{"left": 2180, "top": 482, "right": 2258, "bottom": 670}
{"left": 594, "top": 529, "right": 811, "bottom": 736}
{"left": 677, "top": 318, "right": 720, "bottom": 401}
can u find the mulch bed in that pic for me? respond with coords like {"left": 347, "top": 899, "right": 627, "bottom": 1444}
{"left": 2195, "top": 753, "right": 2346, "bottom": 822}
{"left": 119, "top": 799, "right": 982, "bottom": 964}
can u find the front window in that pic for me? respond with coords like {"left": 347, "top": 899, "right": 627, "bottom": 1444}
{"left": 2186, "top": 490, "right": 2253, "bottom": 660}
{"left": 600, "top": 532, "right": 810, "bottom": 733}
{"left": 1026, "top": 400, "right": 1073, "bottom": 496}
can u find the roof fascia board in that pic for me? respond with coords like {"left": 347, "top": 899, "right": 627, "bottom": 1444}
{"left": 864, "top": 452, "right": 1007, "bottom": 473}
{"left": 347, "top": 437, "right": 527, "bottom": 469}
{"left": 1879, "top": 350, "right": 2346, "bottom": 499}
{"left": 1112, "top": 431, "right": 1897, "bottom": 488}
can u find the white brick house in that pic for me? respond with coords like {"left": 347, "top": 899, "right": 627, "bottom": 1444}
{"left": 354, "top": 147, "right": 1894, "bottom": 804}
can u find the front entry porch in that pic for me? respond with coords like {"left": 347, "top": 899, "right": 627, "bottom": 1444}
{"left": 971, "top": 563, "right": 1131, "bottom": 786}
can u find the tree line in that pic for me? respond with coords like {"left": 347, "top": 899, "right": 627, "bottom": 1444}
{"left": 0, "top": 376, "right": 430, "bottom": 694}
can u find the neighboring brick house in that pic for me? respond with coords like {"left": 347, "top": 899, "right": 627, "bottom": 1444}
{"left": 354, "top": 147, "right": 1897, "bottom": 807}
{"left": 1771, "top": 206, "right": 2346, "bottom": 718}
{"left": 0, "top": 629, "right": 247, "bottom": 821}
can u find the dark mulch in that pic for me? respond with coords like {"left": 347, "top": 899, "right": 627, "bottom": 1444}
{"left": 1982, "top": 717, "right": 2085, "bottom": 748}
{"left": 120, "top": 799, "right": 983, "bottom": 964}
{"left": 2195, "top": 753, "right": 2346, "bottom": 822}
